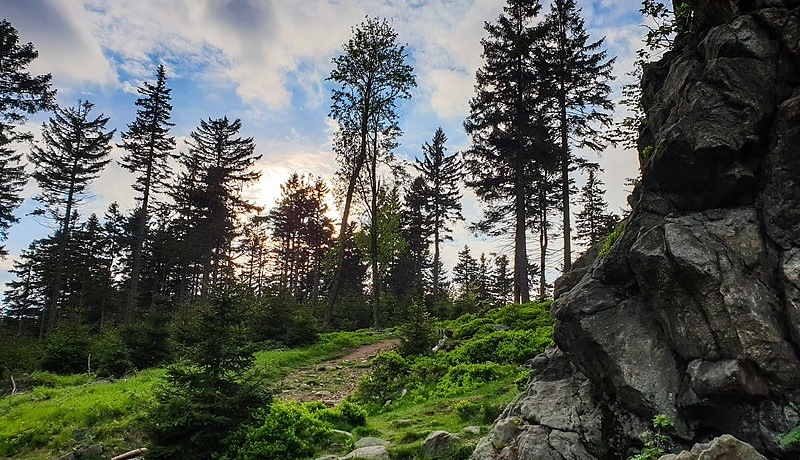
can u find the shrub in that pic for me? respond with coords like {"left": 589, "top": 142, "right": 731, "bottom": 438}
{"left": 338, "top": 400, "right": 368, "bottom": 427}
{"left": 88, "top": 328, "right": 133, "bottom": 377}
{"left": 437, "top": 363, "right": 507, "bottom": 396}
{"left": 147, "top": 289, "right": 271, "bottom": 459}
{"left": 600, "top": 223, "right": 624, "bottom": 257}
{"left": 491, "top": 302, "right": 552, "bottom": 331}
{"left": 0, "top": 328, "right": 43, "bottom": 384}
{"left": 410, "top": 355, "right": 450, "bottom": 383}
{"left": 42, "top": 322, "right": 91, "bottom": 374}
{"left": 631, "top": 414, "right": 675, "bottom": 460}
{"left": 450, "top": 316, "right": 494, "bottom": 340}
{"left": 250, "top": 292, "right": 320, "bottom": 347}
{"left": 780, "top": 425, "right": 800, "bottom": 447}
{"left": 230, "top": 400, "right": 367, "bottom": 459}
{"left": 454, "top": 329, "right": 553, "bottom": 365}
{"left": 231, "top": 401, "right": 331, "bottom": 460}
{"left": 121, "top": 313, "right": 171, "bottom": 369}
{"left": 398, "top": 302, "right": 438, "bottom": 356}
{"left": 354, "top": 351, "right": 410, "bottom": 404}
{"left": 454, "top": 400, "right": 481, "bottom": 421}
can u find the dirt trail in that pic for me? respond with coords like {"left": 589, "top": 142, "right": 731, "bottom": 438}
{"left": 276, "top": 338, "right": 399, "bottom": 406}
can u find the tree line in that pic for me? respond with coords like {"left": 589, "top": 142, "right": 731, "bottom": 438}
{"left": 0, "top": 0, "right": 620, "bottom": 341}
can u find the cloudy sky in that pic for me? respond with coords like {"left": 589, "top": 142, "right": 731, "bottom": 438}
{"left": 1, "top": 0, "right": 645, "bottom": 289}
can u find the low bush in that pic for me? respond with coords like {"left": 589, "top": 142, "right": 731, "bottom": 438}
{"left": 42, "top": 322, "right": 91, "bottom": 374}
{"left": 454, "top": 399, "right": 481, "bottom": 421}
{"left": 398, "top": 303, "right": 438, "bottom": 356}
{"left": 436, "top": 363, "right": 508, "bottom": 396}
{"left": 89, "top": 328, "right": 133, "bottom": 377}
{"left": 454, "top": 328, "right": 553, "bottom": 365}
{"left": 780, "top": 425, "right": 800, "bottom": 447}
{"left": 121, "top": 313, "right": 171, "bottom": 369}
{"left": 228, "top": 400, "right": 368, "bottom": 459}
{"left": 354, "top": 351, "right": 410, "bottom": 405}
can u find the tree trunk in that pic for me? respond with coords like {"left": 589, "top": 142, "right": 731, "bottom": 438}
{"left": 325, "top": 123, "right": 369, "bottom": 328}
{"left": 514, "top": 159, "right": 530, "bottom": 304}
{"left": 539, "top": 188, "right": 548, "bottom": 298}
{"left": 433, "top": 226, "right": 440, "bottom": 302}
{"left": 559, "top": 88, "right": 572, "bottom": 273}
{"left": 46, "top": 179, "right": 76, "bottom": 336}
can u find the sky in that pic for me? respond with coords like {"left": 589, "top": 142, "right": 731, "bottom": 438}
{"left": 1, "top": 0, "right": 645, "bottom": 291}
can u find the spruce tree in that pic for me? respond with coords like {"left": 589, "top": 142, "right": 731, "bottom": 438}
{"left": 415, "top": 127, "right": 463, "bottom": 302}
{"left": 540, "top": 0, "right": 615, "bottom": 272}
{"left": 325, "top": 17, "right": 416, "bottom": 327}
{"left": 118, "top": 64, "right": 175, "bottom": 319}
{"left": 492, "top": 254, "right": 513, "bottom": 305}
{"left": 28, "top": 100, "right": 114, "bottom": 334}
{"left": 147, "top": 289, "right": 270, "bottom": 459}
{"left": 0, "top": 20, "right": 56, "bottom": 253}
{"left": 267, "top": 173, "right": 334, "bottom": 301}
{"left": 452, "top": 245, "right": 479, "bottom": 295}
{"left": 575, "top": 165, "right": 618, "bottom": 246}
{"left": 465, "top": 0, "right": 553, "bottom": 304}
{"left": 387, "top": 176, "right": 431, "bottom": 300}
{"left": 177, "top": 117, "right": 261, "bottom": 294}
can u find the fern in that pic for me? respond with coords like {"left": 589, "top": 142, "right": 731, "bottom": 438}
{"left": 780, "top": 426, "right": 800, "bottom": 447}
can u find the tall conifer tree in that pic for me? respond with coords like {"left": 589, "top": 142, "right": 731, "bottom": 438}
{"left": 540, "top": 0, "right": 615, "bottom": 272}
{"left": 176, "top": 117, "right": 261, "bottom": 294}
{"left": 575, "top": 165, "right": 617, "bottom": 246}
{"left": 28, "top": 100, "right": 114, "bottom": 334}
{"left": 465, "top": 0, "right": 552, "bottom": 304}
{"left": 0, "top": 20, "right": 55, "bottom": 254}
{"left": 415, "top": 127, "right": 462, "bottom": 302}
{"left": 119, "top": 64, "right": 175, "bottom": 318}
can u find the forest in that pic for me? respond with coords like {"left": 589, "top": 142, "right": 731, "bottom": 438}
{"left": 0, "top": 0, "right": 680, "bottom": 459}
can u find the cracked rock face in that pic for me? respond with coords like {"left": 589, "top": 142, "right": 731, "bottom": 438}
{"left": 474, "top": 1, "right": 800, "bottom": 459}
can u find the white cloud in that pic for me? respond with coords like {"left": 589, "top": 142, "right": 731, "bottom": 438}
{"left": 2, "top": 0, "right": 117, "bottom": 89}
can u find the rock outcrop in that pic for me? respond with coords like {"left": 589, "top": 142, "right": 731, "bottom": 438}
{"left": 474, "top": 1, "right": 800, "bottom": 459}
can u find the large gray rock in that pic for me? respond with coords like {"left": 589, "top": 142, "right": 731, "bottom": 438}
{"left": 343, "top": 445, "right": 389, "bottom": 460}
{"left": 354, "top": 437, "right": 388, "bottom": 449}
{"left": 660, "top": 434, "right": 768, "bottom": 460}
{"left": 472, "top": 348, "right": 645, "bottom": 459}
{"left": 476, "top": 1, "right": 800, "bottom": 459}
{"left": 423, "top": 431, "right": 461, "bottom": 457}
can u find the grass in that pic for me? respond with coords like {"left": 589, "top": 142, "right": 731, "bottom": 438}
{"left": 0, "top": 368, "right": 163, "bottom": 459}
{"left": 255, "top": 330, "right": 391, "bottom": 379}
{"left": 372, "top": 379, "right": 519, "bottom": 457}
{"left": 0, "top": 330, "right": 390, "bottom": 459}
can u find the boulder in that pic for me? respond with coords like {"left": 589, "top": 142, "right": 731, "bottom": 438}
{"left": 660, "top": 434, "right": 768, "bottom": 460}
{"left": 462, "top": 426, "right": 481, "bottom": 435}
{"left": 354, "top": 437, "right": 388, "bottom": 449}
{"left": 423, "top": 431, "right": 460, "bottom": 456}
{"left": 343, "top": 445, "right": 389, "bottom": 460}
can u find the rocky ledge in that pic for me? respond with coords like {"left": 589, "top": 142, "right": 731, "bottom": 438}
{"left": 475, "top": 1, "right": 800, "bottom": 459}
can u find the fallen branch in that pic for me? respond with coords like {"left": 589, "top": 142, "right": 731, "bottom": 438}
{"left": 111, "top": 447, "right": 148, "bottom": 460}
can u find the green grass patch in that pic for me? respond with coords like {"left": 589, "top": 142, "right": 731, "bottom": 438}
{"left": 0, "top": 329, "right": 389, "bottom": 459}
{"left": 0, "top": 368, "right": 164, "bottom": 459}
{"left": 255, "top": 330, "right": 391, "bottom": 379}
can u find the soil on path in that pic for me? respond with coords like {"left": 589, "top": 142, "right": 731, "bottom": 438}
{"left": 276, "top": 338, "right": 399, "bottom": 406}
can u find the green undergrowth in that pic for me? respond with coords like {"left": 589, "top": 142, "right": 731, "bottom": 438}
{"left": 342, "top": 301, "right": 554, "bottom": 460}
{"left": 0, "top": 330, "right": 389, "bottom": 459}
